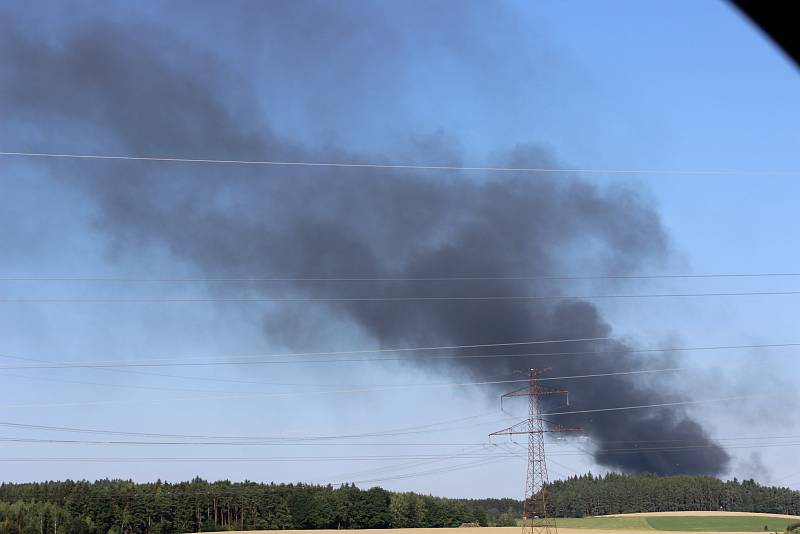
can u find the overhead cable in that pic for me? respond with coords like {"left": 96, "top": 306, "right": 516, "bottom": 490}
{"left": 4, "top": 272, "right": 800, "bottom": 282}
{"left": 4, "top": 290, "right": 800, "bottom": 303}
{"left": 2, "top": 150, "right": 798, "bottom": 176}
{"left": 0, "top": 340, "right": 797, "bottom": 369}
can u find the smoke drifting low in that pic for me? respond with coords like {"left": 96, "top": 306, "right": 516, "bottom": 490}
{"left": 0, "top": 9, "right": 730, "bottom": 475}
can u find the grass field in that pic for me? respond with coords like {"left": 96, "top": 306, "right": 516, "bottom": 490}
{"left": 645, "top": 516, "right": 795, "bottom": 531}
{"left": 550, "top": 515, "right": 798, "bottom": 531}
{"left": 554, "top": 517, "right": 653, "bottom": 530}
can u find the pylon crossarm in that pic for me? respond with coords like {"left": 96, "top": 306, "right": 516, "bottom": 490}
{"left": 489, "top": 428, "right": 579, "bottom": 436}
{"left": 503, "top": 387, "right": 568, "bottom": 398}
{"left": 488, "top": 420, "right": 529, "bottom": 437}
{"left": 500, "top": 386, "right": 530, "bottom": 399}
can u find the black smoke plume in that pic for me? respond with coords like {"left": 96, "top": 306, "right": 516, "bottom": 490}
{"left": 0, "top": 8, "right": 730, "bottom": 475}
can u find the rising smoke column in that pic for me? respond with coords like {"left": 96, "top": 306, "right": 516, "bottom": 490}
{"left": 0, "top": 8, "right": 730, "bottom": 475}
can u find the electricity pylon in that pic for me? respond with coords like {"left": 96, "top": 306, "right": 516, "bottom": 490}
{"left": 490, "top": 368, "right": 579, "bottom": 534}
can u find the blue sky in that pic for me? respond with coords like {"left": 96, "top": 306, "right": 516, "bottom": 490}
{"left": 0, "top": 0, "right": 799, "bottom": 497}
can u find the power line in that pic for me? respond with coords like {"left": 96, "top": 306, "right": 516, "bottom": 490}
{"left": 0, "top": 437, "right": 498, "bottom": 447}
{"left": 4, "top": 272, "right": 800, "bottom": 282}
{"left": 0, "top": 367, "right": 689, "bottom": 396}
{"left": 541, "top": 393, "right": 773, "bottom": 416}
{"left": 1, "top": 439, "right": 797, "bottom": 463}
{"left": 557, "top": 434, "right": 798, "bottom": 456}
{"left": 4, "top": 289, "right": 800, "bottom": 302}
{"left": 0, "top": 442, "right": 523, "bottom": 495}
{"left": 1, "top": 437, "right": 798, "bottom": 462}
{"left": 0, "top": 336, "right": 608, "bottom": 366}
{"left": 342, "top": 455, "right": 516, "bottom": 486}
{"left": 593, "top": 442, "right": 800, "bottom": 454}
{"left": 580, "top": 433, "right": 800, "bottom": 444}
{"left": 0, "top": 367, "right": 690, "bottom": 409}
{"left": 0, "top": 455, "right": 521, "bottom": 463}
{"left": 0, "top": 371, "right": 258, "bottom": 395}
{"left": 557, "top": 441, "right": 800, "bottom": 457}
{"left": 0, "top": 339, "right": 794, "bottom": 398}
{"left": 0, "top": 412, "right": 512, "bottom": 441}
{"left": 546, "top": 456, "right": 586, "bottom": 477}
{"left": 313, "top": 443, "right": 494, "bottom": 484}
{"left": 0, "top": 351, "right": 414, "bottom": 393}
{"left": 541, "top": 438, "right": 800, "bottom": 458}
{"left": 7, "top": 414, "right": 798, "bottom": 448}
{"left": 0, "top": 355, "right": 513, "bottom": 393}
{"left": 0, "top": 340, "right": 796, "bottom": 369}
{"left": 504, "top": 442, "right": 587, "bottom": 477}
{"left": 2, "top": 150, "right": 798, "bottom": 176}
{"left": 0, "top": 345, "right": 526, "bottom": 390}
{"left": 0, "top": 336, "right": 613, "bottom": 368}
{"left": 536, "top": 367, "right": 688, "bottom": 381}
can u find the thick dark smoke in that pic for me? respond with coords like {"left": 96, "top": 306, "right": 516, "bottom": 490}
{"left": 0, "top": 10, "right": 731, "bottom": 475}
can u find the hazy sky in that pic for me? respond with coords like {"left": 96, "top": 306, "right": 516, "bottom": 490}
{"left": 1, "top": 0, "right": 799, "bottom": 498}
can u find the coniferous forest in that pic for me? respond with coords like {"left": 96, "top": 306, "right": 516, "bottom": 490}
{"left": 0, "top": 474, "right": 798, "bottom": 533}
{"left": 468, "top": 474, "right": 800, "bottom": 520}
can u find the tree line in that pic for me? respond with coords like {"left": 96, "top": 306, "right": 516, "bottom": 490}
{"left": 0, "top": 478, "right": 488, "bottom": 533}
{"left": 545, "top": 473, "right": 800, "bottom": 517}
{"left": 1, "top": 473, "right": 799, "bottom": 533}
{"left": 465, "top": 474, "right": 800, "bottom": 521}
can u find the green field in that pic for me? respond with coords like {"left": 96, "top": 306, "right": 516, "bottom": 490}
{"left": 539, "top": 516, "right": 799, "bottom": 531}
{"left": 646, "top": 516, "right": 796, "bottom": 532}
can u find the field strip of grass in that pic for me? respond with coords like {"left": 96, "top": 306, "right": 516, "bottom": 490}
{"left": 644, "top": 516, "right": 796, "bottom": 532}
{"left": 549, "top": 515, "right": 798, "bottom": 532}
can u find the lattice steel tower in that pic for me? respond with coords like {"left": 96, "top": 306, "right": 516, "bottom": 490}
{"left": 490, "top": 368, "right": 579, "bottom": 534}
